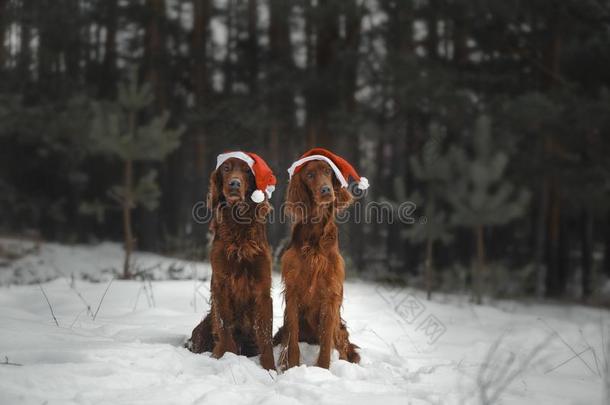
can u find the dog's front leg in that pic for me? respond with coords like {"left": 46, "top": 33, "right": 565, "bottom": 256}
{"left": 282, "top": 294, "right": 301, "bottom": 369}
{"left": 211, "top": 286, "right": 238, "bottom": 359}
{"left": 316, "top": 302, "right": 339, "bottom": 369}
{"left": 254, "top": 292, "right": 275, "bottom": 370}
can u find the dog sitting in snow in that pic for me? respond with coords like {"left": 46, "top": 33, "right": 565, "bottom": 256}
{"left": 273, "top": 148, "right": 366, "bottom": 369}
{"left": 188, "top": 151, "right": 276, "bottom": 371}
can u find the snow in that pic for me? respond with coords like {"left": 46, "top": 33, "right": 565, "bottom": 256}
{"left": 0, "top": 239, "right": 607, "bottom": 405}
{"left": 0, "top": 238, "right": 209, "bottom": 285}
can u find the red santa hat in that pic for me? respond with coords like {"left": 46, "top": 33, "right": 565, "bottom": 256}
{"left": 215, "top": 151, "right": 277, "bottom": 203}
{"left": 287, "top": 148, "right": 369, "bottom": 190}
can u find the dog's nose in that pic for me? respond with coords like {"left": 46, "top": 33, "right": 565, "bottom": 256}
{"left": 320, "top": 185, "right": 331, "bottom": 195}
{"left": 229, "top": 179, "right": 241, "bottom": 190}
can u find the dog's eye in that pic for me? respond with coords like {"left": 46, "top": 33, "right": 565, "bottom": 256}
{"left": 306, "top": 172, "right": 314, "bottom": 180}
{"left": 324, "top": 168, "right": 331, "bottom": 175}
{"left": 222, "top": 164, "right": 230, "bottom": 172}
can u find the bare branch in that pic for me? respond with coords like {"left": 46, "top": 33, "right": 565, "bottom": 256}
{"left": 93, "top": 278, "right": 114, "bottom": 321}
{"left": 38, "top": 284, "right": 59, "bottom": 327}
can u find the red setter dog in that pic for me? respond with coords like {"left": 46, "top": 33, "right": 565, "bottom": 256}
{"left": 274, "top": 159, "right": 360, "bottom": 369}
{"left": 188, "top": 156, "right": 275, "bottom": 370}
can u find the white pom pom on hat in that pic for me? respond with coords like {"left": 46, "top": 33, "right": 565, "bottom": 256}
{"left": 250, "top": 189, "right": 265, "bottom": 203}
{"left": 357, "top": 176, "right": 369, "bottom": 190}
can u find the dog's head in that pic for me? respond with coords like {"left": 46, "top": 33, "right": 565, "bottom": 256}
{"left": 207, "top": 157, "right": 256, "bottom": 208}
{"left": 207, "top": 157, "right": 272, "bottom": 224}
{"left": 286, "top": 160, "right": 352, "bottom": 222}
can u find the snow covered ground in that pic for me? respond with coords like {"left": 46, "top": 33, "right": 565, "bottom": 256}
{"left": 0, "top": 239, "right": 607, "bottom": 405}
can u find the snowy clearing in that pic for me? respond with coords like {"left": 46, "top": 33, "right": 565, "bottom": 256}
{"left": 0, "top": 240, "right": 607, "bottom": 405}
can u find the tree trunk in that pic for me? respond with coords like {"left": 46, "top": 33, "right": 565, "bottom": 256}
{"left": 122, "top": 159, "right": 134, "bottom": 279}
{"left": 452, "top": 4, "right": 467, "bottom": 66}
{"left": 557, "top": 214, "right": 569, "bottom": 297}
{"left": 64, "top": 0, "right": 81, "bottom": 80}
{"left": 303, "top": 0, "right": 316, "bottom": 147}
{"left": 580, "top": 207, "right": 593, "bottom": 300}
{"left": 36, "top": 0, "right": 55, "bottom": 89}
{"left": 342, "top": 0, "right": 361, "bottom": 112}
{"left": 99, "top": 0, "right": 118, "bottom": 98}
{"left": 474, "top": 225, "right": 485, "bottom": 305}
{"left": 268, "top": 0, "right": 294, "bottom": 248}
{"left": 247, "top": 0, "right": 258, "bottom": 94}
{"left": 223, "top": 0, "right": 235, "bottom": 94}
{"left": 305, "top": 0, "right": 339, "bottom": 148}
{"left": 534, "top": 178, "right": 549, "bottom": 297}
{"left": 139, "top": 0, "right": 167, "bottom": 252}
{"left": 0, "top": 0, "right": 7, "bottom": 69}
{"left": 384, "top": 0, "right": 414, "bottom": 275}
{"left": 425, "top": 0, "right": 438, "bottom": 60}
{"left": 425, "top": 236, "right": 433, "bottom": 300}
{"left": 542, "top": 7, "right": 563, "bottom": 296}
{"left": 342, "top": 0, "right": 365, "bottom": 272}
{"left": 304, "top": 0, "right": 314, "bottom": 71}
{"left": 605, "top": 211, "right": 610, "bottom": 278}
{"left": 189, "top": 0, "right": 211, "bottom": 252}
{"left": 192, "top": 0, "right": 210, "bottom": 102}
{"left": 543, "top": 7, "right": 562, "bottom": 88}
{"left": 545, "top": 181, "right": 561, "bottom": 297}
{"left": 146, "top": 0, "right": 167, "bottom": 110}
{"left": 18, "top": 1, "right": 32, "bottom": 84}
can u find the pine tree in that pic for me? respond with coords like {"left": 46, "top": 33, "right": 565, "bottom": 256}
{"left": 86, "top": 70, "right": 183, "bottom": 279}
{"left": 448, "top": 116, "right": 530, "bottom": 304}
{"left": 403, "top": 123, "right": 453, "bottom": 300}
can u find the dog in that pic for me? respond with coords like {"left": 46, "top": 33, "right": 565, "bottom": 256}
{"left": 273, "top": 148, "right": 366, "bottom": 369}
{"left": 188, "top": 152, "right": 276, "bottom": 371}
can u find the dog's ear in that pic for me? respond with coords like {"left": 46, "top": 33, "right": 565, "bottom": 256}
{"left": 207, "top": 169, "right": 223, "bottom": 210}
{"left": 334, "top": 178, "right": 353, "bottom": 213}
{"left": 285, "top": 174, "right": 311, "bottom": 223}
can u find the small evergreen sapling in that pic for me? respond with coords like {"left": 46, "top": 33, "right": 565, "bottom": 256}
{"left": 448, "top": 116, "right": 530, "bottom": 304}
{"left": 86, "top": 71, "right": 183, "bottom": 279}
{"left": 403, "top": 123, "right": 453, "bottom": 300}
